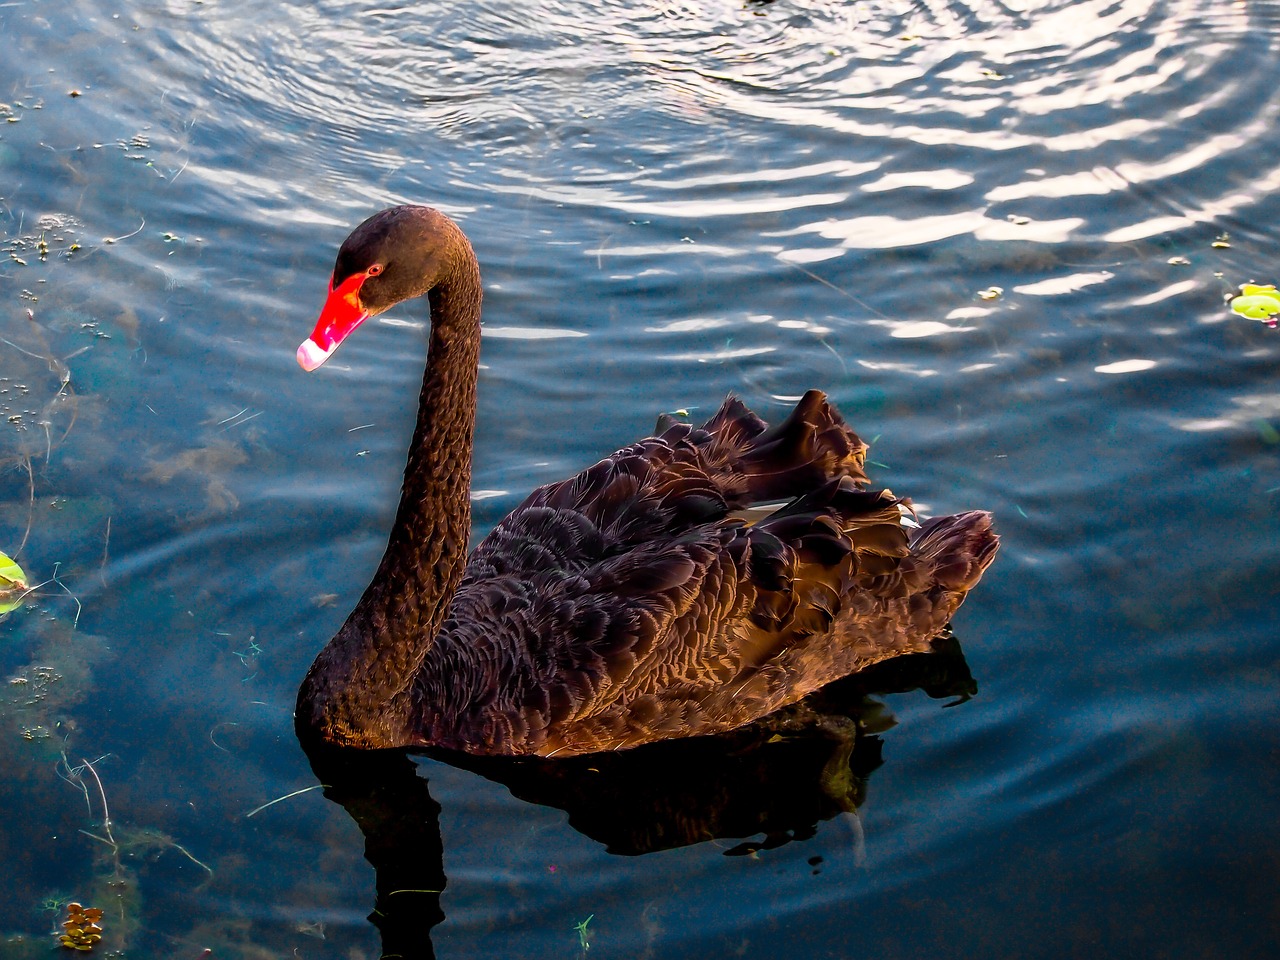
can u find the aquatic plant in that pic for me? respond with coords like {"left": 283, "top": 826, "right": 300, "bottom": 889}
{"left": 1229, "top": 283, "right": 1280, "bottom": 327}
{"left": 0, "top": 549, "right": 28, "bottom": 614}
{"left": 58, "top": 902, "right": 104, "bottom": 951}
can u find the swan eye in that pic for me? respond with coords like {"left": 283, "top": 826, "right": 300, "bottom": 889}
{"left": 366, "top": 263, "right": 384, "bottom": 277}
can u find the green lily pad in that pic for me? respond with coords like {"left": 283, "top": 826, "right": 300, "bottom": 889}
{"left": 1230, "top": 283, "right": 1280, "bottom": 321}
{"left": 0, "top": 550, "right": 29, "bottom": 615}
{"left": 0, "top": 551, "right": 27, "bottom": 589}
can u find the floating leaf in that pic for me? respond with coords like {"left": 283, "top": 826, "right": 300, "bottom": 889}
{"left": 1229, "top": 283, "right": 1280, "bottom": 322}
{"left": 58, "top": 901, "right": 105, "bottom": 951}
{"left": 1240, "top": 283, "right": 1280, "bottom": 302}
{"left": 1230, "top": 296, "right": 1279, "bottom": 320}
{"left": 0, "top": 551, "right": 26, "bottom": 589}
{"left": 0, "top": 550, "right": 28, "bottom": 615}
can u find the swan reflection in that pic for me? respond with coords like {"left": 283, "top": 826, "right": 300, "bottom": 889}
{"left": 303, "top": 633, "right": 975, "bottom": 957}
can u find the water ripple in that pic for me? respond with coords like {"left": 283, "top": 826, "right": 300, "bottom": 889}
{"left": 43, "top": 0, "right": 1264, "bottom": 257}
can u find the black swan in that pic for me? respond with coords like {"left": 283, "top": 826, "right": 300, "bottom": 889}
{"left": 294, "top": 205, "right": 998, "bottom": 757}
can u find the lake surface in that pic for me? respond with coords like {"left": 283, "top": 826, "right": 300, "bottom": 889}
{"left": 2, "top": 0, "right": 1278, "bottom": 956}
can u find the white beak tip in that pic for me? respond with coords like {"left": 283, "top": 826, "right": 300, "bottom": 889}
{"left": 297, "top": 338, "right": 335, "bottom": 371}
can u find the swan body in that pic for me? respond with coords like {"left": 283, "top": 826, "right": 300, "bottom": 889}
{"left": 295, "top": 205, "right": 998, "bottom": 757}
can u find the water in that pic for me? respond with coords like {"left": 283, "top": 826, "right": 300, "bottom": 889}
{"left": 1, "top": 0, "right": 1278, "bottom": 956}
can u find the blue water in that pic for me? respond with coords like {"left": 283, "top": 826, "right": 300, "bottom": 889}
{"left": 2, "top": 0, "right": 1278, "bottom": 956}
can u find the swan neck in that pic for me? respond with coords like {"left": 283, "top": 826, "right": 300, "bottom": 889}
{"left": 298, "top": 236, "right": 482, "bottom": 747}
{"left": 388, "top": 263, "right": 482, "bottom": 606}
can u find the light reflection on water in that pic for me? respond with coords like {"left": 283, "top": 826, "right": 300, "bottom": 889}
{"left": 1, "top": 0, "right": 1279, "bottom": 956}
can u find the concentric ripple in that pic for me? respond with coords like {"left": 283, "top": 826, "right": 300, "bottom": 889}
{"left": 33, "top": 0, "right": 1265, "bottom": 258}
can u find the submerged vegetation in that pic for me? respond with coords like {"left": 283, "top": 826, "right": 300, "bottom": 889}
{"left": 0, "top": 208, "right": 233, "bottom": 955}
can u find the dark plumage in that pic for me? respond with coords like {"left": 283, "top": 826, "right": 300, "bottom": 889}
{"left": 294, "top": 205, "right": 999, "bottom": 757}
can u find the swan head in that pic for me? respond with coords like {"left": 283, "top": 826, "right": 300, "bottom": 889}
{"left": 298, "top": 205, "right": 464, "bottom": 371}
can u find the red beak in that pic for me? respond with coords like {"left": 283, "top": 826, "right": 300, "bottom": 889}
{"left": 297, "top": 271, "right": 372, "bottom": 371}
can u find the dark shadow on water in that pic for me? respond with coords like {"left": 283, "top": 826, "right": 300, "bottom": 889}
{"left": 303, "top": 633, "right": 975, "bottom": 959}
